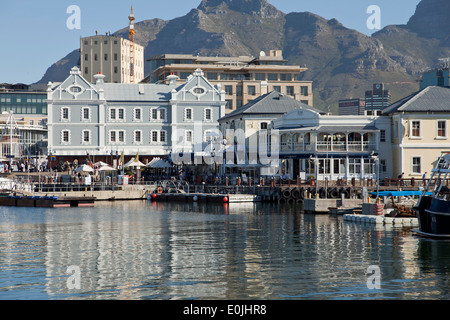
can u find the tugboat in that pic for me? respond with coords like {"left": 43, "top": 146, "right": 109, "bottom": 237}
{"left": 413, "top": 152, "right": 450, "bottom": 238}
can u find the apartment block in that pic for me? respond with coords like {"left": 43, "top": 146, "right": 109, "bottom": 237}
{"left": 146, "top": 50, "right": 313, "bottom": 113}
{"left": 80, "top": 34, "right": 144, "bottom": 84}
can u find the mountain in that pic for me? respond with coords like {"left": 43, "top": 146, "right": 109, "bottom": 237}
{"left": 36, "top": 0, "right": 450, "bottom": 112}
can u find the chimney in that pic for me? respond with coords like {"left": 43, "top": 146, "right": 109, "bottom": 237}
{"left": 94, "top": 73, "right": 105, "bottom": 85}
{"left": 166, "top": 73, "right": 178, "bottom": 85}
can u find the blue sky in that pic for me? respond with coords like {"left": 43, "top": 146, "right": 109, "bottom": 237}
{"left": 0, "top": 0, "right": 421, "bottom": 84}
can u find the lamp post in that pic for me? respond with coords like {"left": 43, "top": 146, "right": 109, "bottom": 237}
{"left": 371, "top": 154, "right": 380, "bottom": 202}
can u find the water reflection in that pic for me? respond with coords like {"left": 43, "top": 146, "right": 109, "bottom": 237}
{"left": 0, "top": 201, "right": 450, "bottom": 299}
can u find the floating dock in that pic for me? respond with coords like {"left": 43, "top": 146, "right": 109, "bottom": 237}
{"left": 149, "top": 193, "right": 261, "bottom": 203}
{"left": 0, "top": 194, "right": 95, "bottom": 208}
{"left": 343, "top": 214, "right": 419, "bottom": 226}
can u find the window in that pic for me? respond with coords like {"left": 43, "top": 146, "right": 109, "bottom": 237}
{"left": 225, "top": 100, "right": 233, "bottom": 110}
{"left": 114, "top": 66, "right": 118, "bottom": 74}
{"left": 318, "top": 159, "right": 331, "bottom": 174}
{"left": 438, "top": 120, "right": 447, "bottom": 138}
{"left": 84, "top": 67, "right": 88, "bottom": 74}
{"left": 286, "top": 86, "right": 294, "bottom": 96}
{"left": 349, "top": 158, "right": 361, "bottom": 174}
{"left": 82, "top": 130, "right": 90, "bottom": 144}
{"left": 118, "top": 131, "right": 125, "bottom": 143}
{"left": 61, "top": 107, "right": 69, "bottom": 121}
{"left": 104, "top": 54, "right": 108, "bottom": 61}
{"left": 260, "top": 122, "right": 268, "bottom": 130}
{"left": 82, "top": 107, "right": 90, "bottom": 121}
{"left": 380, "top": 159, "right": 387, "bottom": 172}
{"left": 186, "top": 131, "right": 193, "bottom": 143}
{"left": 160, "top": 131, "right": 166, "bottom": 142}
{"left": 134, "top": 108, "right": 142, "bottom": 121}
{"left": 151, "top": 108, "right": 158, "bottom": 120}
{"left": 159, "top": 108, "right": 166, "bottom": 121}
{"left": 333, "top": 159, "right": 346, "bottom": 174}
{"left": 364, "top": 159, "right": 375, "bottom": 175}
{"left": 255, "top": 73, "right": 265, "bottom": 81}
{"left": 204, "top": 108, "right": 212, "bottom": 121}
{"left": 134, "top": 130, "right": 142, "bottom": 144}
{"left": 193, "top": 87, "right": 205, "bottom": 95}
{"left": 207, "top": 72, "right": 218, "bottom": 80}
{"left": 151, "top": 131, "right": 158, "bottom": 143}
{"left": 300, "top": 86, "right": 309, "bottom": 96}
{"left": 268, "top": 73, "right": 277, "bottom": 81}
{"left": 248, "top": 86, "right": 256, "bottom": 95}
{"left": 185, "top": 108, "right": 192, "bottom": 121}
{"left": 412, "top": 157, "right": 421, "bottom": 174}
{"left": 110, "top": 131, "right": 116, "bottom": 142}
{"left": 411, "top": 121, "right": 421, "bottom": 137}
{"left": 94, "top": 54, "right": 98, "bottom": 61}
{"left": 380, "top": 130, "right": 386, "bottom": 142}
{"left": 62, "top": 130, "right": 70, "bottom": 143}
{"left": 273, "top": 86, "right": 281, "bottom": 93}
{"left": 84, "top": 54, "right": 88, "bottom": 61}
{"left": 225, "top": 85, "right": 233, "bottom": 95}
{"left": 118, "top": 108, "right": 124, "bottom": 120}
{"left": 280, "top": 73, "right": 291, "bottom": 81}
{"left": 114, "top": 53, "right": 118, "bottom": 61}
{"left": 110, "top": 108, "right": 116, "bottom": 120}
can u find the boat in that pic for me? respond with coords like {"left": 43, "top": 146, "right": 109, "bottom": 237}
{"left": 413, "top": 152, "right": 450, "bottom": 238}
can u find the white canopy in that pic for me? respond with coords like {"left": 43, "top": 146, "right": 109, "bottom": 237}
{"left": 74, "top": 164, "right": 94, "bottom": 173}
{"left": 124, "top": 157, "right": 146, "bottom": 168}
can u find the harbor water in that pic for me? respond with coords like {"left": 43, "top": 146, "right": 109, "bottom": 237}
{"left": 1, "top": 200, "right": 450, "bottom": 300}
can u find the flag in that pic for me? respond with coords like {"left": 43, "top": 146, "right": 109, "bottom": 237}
{"left": 119, "top": 151, "right": 124, "bottom": 166}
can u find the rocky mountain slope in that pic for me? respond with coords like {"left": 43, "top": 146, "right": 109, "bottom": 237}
{"left": 37, "top": 0, "right": 450, "bottom": 112}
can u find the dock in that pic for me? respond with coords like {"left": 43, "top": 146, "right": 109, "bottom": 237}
{"left": 0, "top": 194, "right": 95, "bottom": 208}
{"left": 149, "top": 192, "right": 261, "bottom": 203}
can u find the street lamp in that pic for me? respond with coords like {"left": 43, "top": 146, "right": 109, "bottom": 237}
{"left": 371, "top": 154, "right": 380, "bottom": 202}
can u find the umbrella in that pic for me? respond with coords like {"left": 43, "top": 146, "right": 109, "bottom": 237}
{"left": 74, "top": 164, "right": 94, "bottom": 173}
{"left": 94, "top": 161, "right": 109, "bottom": 168}
{"left": 97, "top": 165, "right": 117, "bottom": 171}
{"left": 124, "top": 157, "right": 146, "bottom": 168}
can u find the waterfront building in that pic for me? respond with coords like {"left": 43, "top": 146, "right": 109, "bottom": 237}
{"left": 80, "top": 34, "right": 145, "bottom": 84}
{"left": 0, "top": 112, "right": 47, "bottom": 161}
{"left": 0, "top": 91, "right": 47, "bottom": 115}
{"left": 365, "top": 83, "right": 391, "bottom": 116}
{"left": 47, "top": 66, "right": 226, "bottom": 167}
{"left": 270, "top": 108, "right": 392, "bottom": 181}
{"left": 218, "top": 91, "right": 324, "bottom": 177}
{"left": 420, "top": 68, "right": 449, "bottom": 89}
{"left": 338, "top": 98, "right": 365, "bottom": 116}
{"left": 146, "top": 50, "right": 313, "bottom": 113}
{"left": 382, "top": 85, "right": 450, "bottom": 178}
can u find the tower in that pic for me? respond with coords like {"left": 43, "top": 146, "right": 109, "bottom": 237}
{"left": 128, "top": 6, "right": 136, "bottom": 83}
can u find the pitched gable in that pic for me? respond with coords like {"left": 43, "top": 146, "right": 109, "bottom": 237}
{"left": 48, "top": 66, "right": 99, "bottom": 101}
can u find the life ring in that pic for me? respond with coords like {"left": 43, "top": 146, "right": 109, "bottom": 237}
{"left": 157, "top": 187, "right": 164, "bottom": 194}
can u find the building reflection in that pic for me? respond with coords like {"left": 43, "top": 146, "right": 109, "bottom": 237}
{"left": 2, "top": 201, "right": 449, "bottom": 299}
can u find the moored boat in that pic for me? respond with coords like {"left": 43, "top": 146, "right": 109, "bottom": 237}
{"left": 413, "top": 152, "right": 450, "bottom": 238}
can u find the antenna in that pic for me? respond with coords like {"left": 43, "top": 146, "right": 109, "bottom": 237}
{"left": 128, "top": 5, "right": 136, "bottom": 83}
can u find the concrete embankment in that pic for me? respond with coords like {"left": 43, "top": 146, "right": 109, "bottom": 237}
{"left": 32, "top": 185, "right": 156, "bottom": 201}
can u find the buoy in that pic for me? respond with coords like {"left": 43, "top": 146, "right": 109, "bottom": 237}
{"left": 157, "top": 187, "right": 163, "bottom": 194}
{"left": 223, "top": 196, "right": 229, "bottom": 203}
{"left": 152, "top": 193, "right": 157, "bottom": 200}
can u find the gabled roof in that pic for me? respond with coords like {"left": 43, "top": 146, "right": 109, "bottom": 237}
{"left": 382, "top": 86, "right": 450, "bottom": 114}
{"left": 219, "top": 91, "right": 324, "bottom": 121}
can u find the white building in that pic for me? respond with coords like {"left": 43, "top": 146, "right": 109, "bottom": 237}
{"left": 46, "top": 67, "right": 226, "bottom": 166}
{"left": 271, "top": 108, "right": 393, "bottom": 181}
